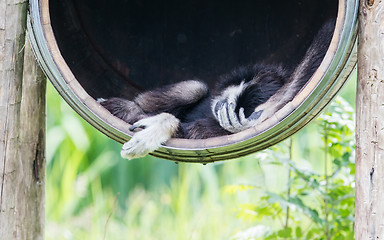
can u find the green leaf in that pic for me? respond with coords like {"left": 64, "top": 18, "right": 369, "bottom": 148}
{"left": 277, "top": 228, "right": 292, "bottom": 238}
{"left": 295, "top": 227, "right": 303, "bottom": 238}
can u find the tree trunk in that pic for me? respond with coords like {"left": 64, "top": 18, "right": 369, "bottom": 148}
{"left": 0, "top": 0, "right": 46, "bottom": 239}
{"left": 355, "top": 0, "right": 384, "bottom": 239}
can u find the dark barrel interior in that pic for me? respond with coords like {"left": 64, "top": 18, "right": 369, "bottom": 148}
{"left": 50, "top": 0, "right": 338, "bottom": 100}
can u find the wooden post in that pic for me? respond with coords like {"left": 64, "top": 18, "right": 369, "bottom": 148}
{"left": 355, "top": 0, "right": 384, "bottom": 239}
{"left": 0, "top": 0, "right": 46, "bottom": 239}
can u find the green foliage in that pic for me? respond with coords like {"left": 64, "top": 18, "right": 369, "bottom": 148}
{"left": 231, "top": 96, "right": 355, "bottom": 240}
{"left": 46, "top": 75, "right": 356, "bottom": 239}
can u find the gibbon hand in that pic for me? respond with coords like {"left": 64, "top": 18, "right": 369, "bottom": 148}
{"left": 216, "top": 101, "right": 262, "bottom": 133}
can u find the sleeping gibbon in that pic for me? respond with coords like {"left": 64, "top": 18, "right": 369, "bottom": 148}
{"left": 99, "top": 19, "right": 335, "bottom": 159}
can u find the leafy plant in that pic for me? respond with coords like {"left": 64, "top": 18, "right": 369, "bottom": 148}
{"left": 231, "top": 96, "right": 355, "bottom": 240}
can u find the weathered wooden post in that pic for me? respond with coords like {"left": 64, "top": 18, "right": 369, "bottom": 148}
{"left": 0, "top": 0, "right": 46, "bottom": 239}
{"left": 355, "top": 0, "right": 384, "bottom": 238}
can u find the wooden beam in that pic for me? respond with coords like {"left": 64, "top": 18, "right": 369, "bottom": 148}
{"left": 355, "top": 0, "right": 384, "bottom": 238}
{"left": 0, "top": 0, "right": 46, "bottom": 239}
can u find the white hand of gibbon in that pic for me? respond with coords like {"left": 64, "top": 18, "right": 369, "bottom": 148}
{"left": 216, "top": 102, "right": 262, "bottom": 133}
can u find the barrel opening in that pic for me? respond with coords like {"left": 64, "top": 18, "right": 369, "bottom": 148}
{"left": 50, "top": 0, "right": 338, "bottom": 100}
{"left": 32, "top": 0, "right": 359, "bottom": 162}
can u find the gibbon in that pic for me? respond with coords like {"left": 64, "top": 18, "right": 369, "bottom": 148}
{"left": 100, "top": 19, "right": 335, "bottom": 159}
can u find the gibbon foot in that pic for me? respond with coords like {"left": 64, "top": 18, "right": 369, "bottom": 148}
{"left": 121, "top": 113, "right": 180, "bottom": 159}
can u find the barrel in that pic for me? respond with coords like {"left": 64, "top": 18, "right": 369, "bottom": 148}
{"left": 28, "top": 0, "right": 358, "bottom": 163}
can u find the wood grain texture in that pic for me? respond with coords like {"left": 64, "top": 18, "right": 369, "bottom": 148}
{"left": 0, "top": 0, "right": 46, "bottom": 239}
{"left": 355, "top": 0, "right": 384, "bottom": 239}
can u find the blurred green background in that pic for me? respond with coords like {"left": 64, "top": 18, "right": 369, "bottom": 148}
{"left": 46, "top": 71, "right": 357, "bottom": 240}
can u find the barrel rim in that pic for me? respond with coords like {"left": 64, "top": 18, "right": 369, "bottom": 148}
{"left": 28, "top": 0, "right": 358, "bottom": 163}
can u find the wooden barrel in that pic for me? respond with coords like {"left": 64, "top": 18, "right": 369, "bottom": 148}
{"left": 28, "top": 0, "right": 358, "bottom": 163}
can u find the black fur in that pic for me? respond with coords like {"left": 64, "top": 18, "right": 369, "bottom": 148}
{"left": 100, "top": 19, "right": 335, "bottom": 139}
{"left": 228, "top": 65, "right": 289, "bottom": 118}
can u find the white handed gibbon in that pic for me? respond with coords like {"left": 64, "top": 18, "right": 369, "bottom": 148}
{"left": 99, "top": 19, "right": 335, "bottom": 159}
